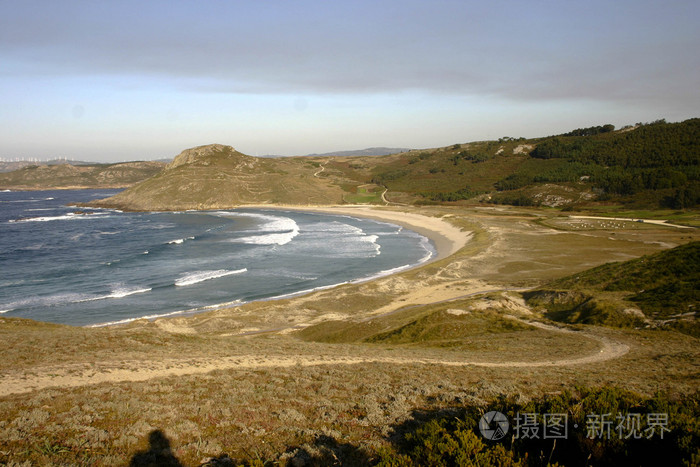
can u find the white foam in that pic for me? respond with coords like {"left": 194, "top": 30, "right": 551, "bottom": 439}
{"left": 8, "top": 212, "right": 108, "bottom": 223}
{"left": 196, "top": 299, "right": 244, "bottom": 311}
{"left": 109, "top": 287, "right": 152, "bottom": 298}
{"left": 1, "top": 189, "right": 11, "bottom": 192}
{"left": 19, "top": 243, "right": 45, "bottom": 251}
{"left": 175, "top": 268, "right": 247, "bottom": 287}
{"left": 264, "top": 261, "right": 413, "bottom": 301}
{"left": 218, "top": 212, "right": 300, "bottom": 246}
{"left": 88, "top": 309, "right": 191, "bottom": 327}
{"left": 80, "top": 286, "right": 152, "bottom": 302}
{"left": 300, "top": 221, "right": 381, "bottom": 257}
{"left": 359, "top": 234, "right": 381, "bottom": 255}
{"left": 267, "top": 282, "right": 350, "bottom": 301}
{"left": 418, "top": 236, "right": 435, "bottom": 263}
{"left": 167, "top": 236, "right": 194, "bottom": 245}
{"left": 352, "top": 264, "right": 413, "bottom": 283}
{"left": 1, "top": 292, "right": 91, "bottom": 311}
{"left": 87, "top": 299, "right": 245, "bottom": 327}
{"left": 233, "top": 231, "right": 298, "bottom": 245}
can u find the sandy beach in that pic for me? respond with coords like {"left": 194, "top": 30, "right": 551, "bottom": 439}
{"left": 2, "top": 202, "right": 698, "bottom": 465}
{"left": 241, "top": 204, "right": 470, "bottom": 262}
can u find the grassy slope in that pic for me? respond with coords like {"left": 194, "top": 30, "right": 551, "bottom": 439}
{"left": 298, "top": 297, "right": 534, "bottom": 348}
{"left": 12, "top": 119, "right": 694, "bottom": 213}
{"left": 0, "top": 161, "right": 166, "bottom": 190}
{"left": 95, "top": 145, "right": 349, "bottom": 210}
{"left": 1, "top": 205, "right": 698, "bottom": 465}
{"left": 525, "top": 242, "right": 699, "bottom": 335}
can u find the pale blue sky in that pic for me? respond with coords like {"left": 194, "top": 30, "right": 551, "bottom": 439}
{"left": 1, "top": 0, "right": 698, "bottom": 161}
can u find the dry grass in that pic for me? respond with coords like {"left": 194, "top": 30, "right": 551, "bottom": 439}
{"left": 1, "top": 205, "right": 698, "bottom": 465}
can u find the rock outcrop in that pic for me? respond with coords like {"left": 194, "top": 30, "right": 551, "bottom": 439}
{"left": 166, "top": 144, "right": 244, "bottom": 170}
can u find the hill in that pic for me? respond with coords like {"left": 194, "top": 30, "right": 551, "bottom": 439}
{"left": 0, "top": 161, "right": 166, "bottom": 190}
{"left": 261, "top": 147, "right": 410, "bottom": 158}
{"left": 524, "top": 241, "right": 699, "bottom": 336}
{"left": 92, "top": 144, "right": 349, "bottom": 210}
{"left": 302, "top": 147, "right": 411, "bottom": 157}
{"left": 89, "top": 118, "right": 700, "bottom": 212}
{"left": 0, "top": 159, "right": 96, "bottom": 173}
{"left": 361, "top": 118, "right": 700, "bottom": 208}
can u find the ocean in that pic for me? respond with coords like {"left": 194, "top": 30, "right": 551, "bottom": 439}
{"left": 0, "top": 189, "right": 434, "bottom": 327}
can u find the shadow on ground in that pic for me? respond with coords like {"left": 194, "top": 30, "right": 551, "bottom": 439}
{"left": 130, "top": 430, "right": 183, "bottom": 466}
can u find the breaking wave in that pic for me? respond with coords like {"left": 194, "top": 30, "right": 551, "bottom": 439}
{"left": 167, "top": 236, "right": 194, "bottom": 245}
{"left": 79, "top": 286, "right": 152, "bottom": 302}
{"left": 175, "top": 268, "right": 248, "bottom": 287}
{"left": 216, "top": 212, "right": 300, "bottom": 246}
{"left": 8, "top": 212, "right": 109, "bottom": 223}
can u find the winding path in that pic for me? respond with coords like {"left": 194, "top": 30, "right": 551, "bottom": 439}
{"left": 313, "top": 160, "right": 327, "bottom": 178}
{"left": 0, "top": 316, "right": 628, "bottom": 397}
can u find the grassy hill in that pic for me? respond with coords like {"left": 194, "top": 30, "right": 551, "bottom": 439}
{"left": 0, "top": 161, "right": 166, "bottom": 190}
{"left": 524, "top": 241, "right": 699, "bottom": 336}
{"left": 93, "top": 144, "right": 349, "bottom": 210}
{"left": 362, "top": 118, "right": 699, "bottom": 209}
{"left": 86, "top": 118, "right": 700, "bottom": 211}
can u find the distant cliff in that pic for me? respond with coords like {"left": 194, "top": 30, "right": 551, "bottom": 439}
{"left": 0, "top": 161, "right": 166, "bottom": 190}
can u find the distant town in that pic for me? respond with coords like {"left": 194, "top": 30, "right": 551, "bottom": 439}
{"left": 0, "top": 156, "right": 77, "bottom": 163}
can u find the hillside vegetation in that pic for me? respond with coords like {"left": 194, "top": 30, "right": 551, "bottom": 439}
{"left": 525, "top": 242, "right": 699, "bottom": 336}
{"left": 91, "top": 118, "right": 700, "bottom": 211}
{"left": 365, "top": 118, "right": 699, "bottom": 209}
{"left": 0, "top": 161, "right": 165, "bottom": 190}
{"left": 0, "top": 202, "right": 698, "bottom": 465}
{"left": 93, "top": 144, "right": 348, "bottom": 210}
{"left": 371, "top": 386, "right": 700, "bottom": 467}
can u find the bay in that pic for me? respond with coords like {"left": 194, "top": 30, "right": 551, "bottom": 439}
{"left": 0, "top": 189, "right": 433, "bottom": 326}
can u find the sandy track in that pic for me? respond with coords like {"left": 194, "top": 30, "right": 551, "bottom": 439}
{"left": 0, "top": 319, "right": 628, "bottom": 397}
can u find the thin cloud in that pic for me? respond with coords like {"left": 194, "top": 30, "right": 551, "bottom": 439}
{"left": 2, "top": 0, "right": 697, "bottom": 105}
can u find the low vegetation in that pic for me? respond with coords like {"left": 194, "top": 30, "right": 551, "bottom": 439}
{"left": 0, "top": 161, "right": 165, "bottom": 190}
{"left": 5, "top": 381, "right": 694, "bottom": 466}
{"left": 525, "top": 242, "right": 699, "bottom": 336}
{"left": 92, "top": 145, "right": 349, "bottom": 210}
{"left": 0, "top": 166, "right": 697, "bottom": 464}
{"left": 375, "top": 386, "right": 700, "bottom": 467}
{"left": 0, "top": 118, "right": 693, "bottom": 214}
{"left": 2, "top": 119, "right": 698, "bottom": 213}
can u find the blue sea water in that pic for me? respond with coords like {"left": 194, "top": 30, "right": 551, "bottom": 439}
{"left": 0, "top": 189, "right": 434, "bottom": 326}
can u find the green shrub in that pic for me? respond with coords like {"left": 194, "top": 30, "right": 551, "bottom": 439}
{"left": 378, "top": 387, "right": 700, "bottom": 466}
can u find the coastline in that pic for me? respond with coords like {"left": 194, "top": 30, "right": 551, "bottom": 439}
{"left": 1, "top": 190, "right": 469, "bottom": 328}
{"left": 238, "top": 204, "right": 469, "bottom": 263}
{"left": 91, "top": 205, "right": 470, "bottom": 327}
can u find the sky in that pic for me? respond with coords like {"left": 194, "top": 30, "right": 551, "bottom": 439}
{"left": 1, "top": 0, "right": 698, "bottom": 162}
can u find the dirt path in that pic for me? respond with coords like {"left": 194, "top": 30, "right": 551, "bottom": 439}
{"left": 0, "top": 319, "right": 628, "bottom": 397}
{"left": 313, "top": 160, "right": 327, "bottom": 178}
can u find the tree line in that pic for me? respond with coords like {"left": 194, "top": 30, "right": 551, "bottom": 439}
{"left": 495, "top": 118, "right": 700, "bottom": 208}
